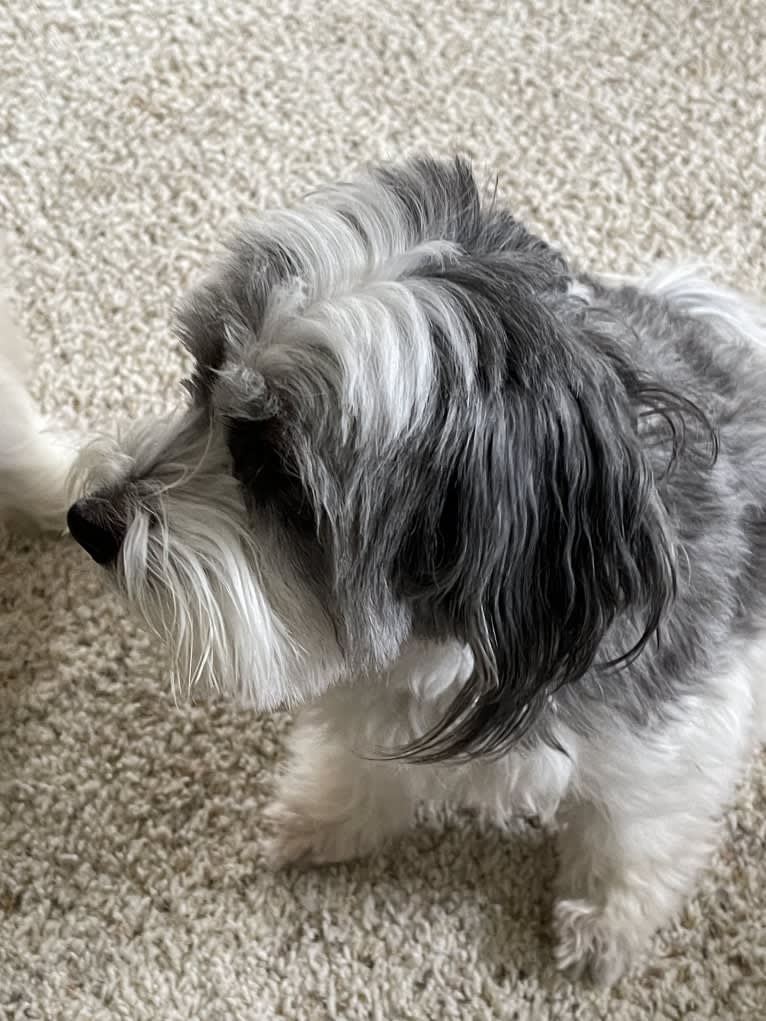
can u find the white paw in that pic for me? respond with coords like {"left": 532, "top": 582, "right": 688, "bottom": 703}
{"left": 553, "top": 898, "right": 637, "bottom": 986}
{"left": 262, "top": 801, "right": 373, "bottom": 868}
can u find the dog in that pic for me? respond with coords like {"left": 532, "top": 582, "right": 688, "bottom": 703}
{"left": 0, "top": 248, "right": 74, "bottom": 531}
{"left": 66, "top": 157, "right": 766, "bottom": 984}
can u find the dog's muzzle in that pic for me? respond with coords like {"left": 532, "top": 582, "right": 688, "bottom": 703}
{"left": 67, "top": 498, "right": 126, "bottom": 565}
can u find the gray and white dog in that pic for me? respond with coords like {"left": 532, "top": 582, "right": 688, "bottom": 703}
{"left": 68, "top": 157, "right": 766, "bottom": 984}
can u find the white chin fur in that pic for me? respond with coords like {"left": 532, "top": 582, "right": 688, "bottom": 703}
{"left": 81, "top": 416, "right": 344, "bottom": 709}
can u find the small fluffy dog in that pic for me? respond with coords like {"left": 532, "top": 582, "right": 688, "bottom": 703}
{"left": 67, "top": 158, "right": 766, "bottom": 984}
{"left": 0, "top": 250, "right": 73, "bottom": 530}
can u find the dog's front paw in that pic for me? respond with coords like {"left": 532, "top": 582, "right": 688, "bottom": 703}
{"left": 262, "top": 801, "right": 373, "bottom": 869}
{"left": 553, "top": 898, "right": 637, "bottom": 986}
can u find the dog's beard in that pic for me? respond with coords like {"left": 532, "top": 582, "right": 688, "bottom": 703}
{"left": 74, "top": 412, "right": 344, "bottom": 709}
{"left": 67, "top": 156, "right": 736, "bottom": 763}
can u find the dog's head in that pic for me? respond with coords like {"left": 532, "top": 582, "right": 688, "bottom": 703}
{"left": 69, "top": 157, "right": 704, "bottom": 757}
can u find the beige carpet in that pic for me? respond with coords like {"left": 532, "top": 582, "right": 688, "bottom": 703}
{"left": 2, "top": 1, "right": 765, "bottom": 1018}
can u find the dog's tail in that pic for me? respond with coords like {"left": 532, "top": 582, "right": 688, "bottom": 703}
{"left": 0, "top": 245, "right": 76, "bottom": 532}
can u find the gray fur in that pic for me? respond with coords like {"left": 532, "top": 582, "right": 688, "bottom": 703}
{"left": 69, "top": 156, "right": 766, "bottom": 763}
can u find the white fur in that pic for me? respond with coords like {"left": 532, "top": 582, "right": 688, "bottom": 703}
{"left": 266, "top": 633, "right": 765, "bottom": 985}
{"left": 551, "top": 640, "right": 761, "bottom": 984}
{"left": 642, "top": 262, "right": 766, "bottom": 350}
{"left": 74, "top": 416, "right": 345, "bottom": 708}
{"left": 0, "top": 252, "right": 75, "bottom": 531}
{"left": 567, "top": 278, "right": 593, "bottom": 303}
{"left": 236, "top": 188, "right": 475, "bottom": 444}
{"left": 72, "top": 242, "right": 766, "bottom": 986}
{"left": 264, "top": 266, "right": 766, "bottom": 985}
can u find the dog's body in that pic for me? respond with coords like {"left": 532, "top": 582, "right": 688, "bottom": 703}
{"left": 68, "top": 158, "right": 766, "bottom": 983}
{"left": 0, "top": 252, "right": 73, "bottom": 531}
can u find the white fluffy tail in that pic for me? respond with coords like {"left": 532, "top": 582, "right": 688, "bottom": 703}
{"left": 596, "top": 262, "right": 766, "bottom": 351}
{"left": 641, "top": 263, "right": 766, "bottom": 350}
{"left": 0, "top": 252, "right": 75, "bottom": 531}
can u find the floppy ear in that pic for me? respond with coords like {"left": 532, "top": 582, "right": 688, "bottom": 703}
{"left": 398, "top": 307, "right": 711, "bottom": 762}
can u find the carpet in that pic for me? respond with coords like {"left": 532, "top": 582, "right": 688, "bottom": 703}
{"left": 1, "top": 1, "right": 765, "bottom": 1018}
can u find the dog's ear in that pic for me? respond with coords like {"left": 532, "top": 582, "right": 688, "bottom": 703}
{"left": 397, "top": 297, "right": 712, "bottom": 762}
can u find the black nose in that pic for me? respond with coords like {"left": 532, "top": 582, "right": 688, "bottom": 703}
{"left": 67, "top": 499, "right": 125, "bottom": 565}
